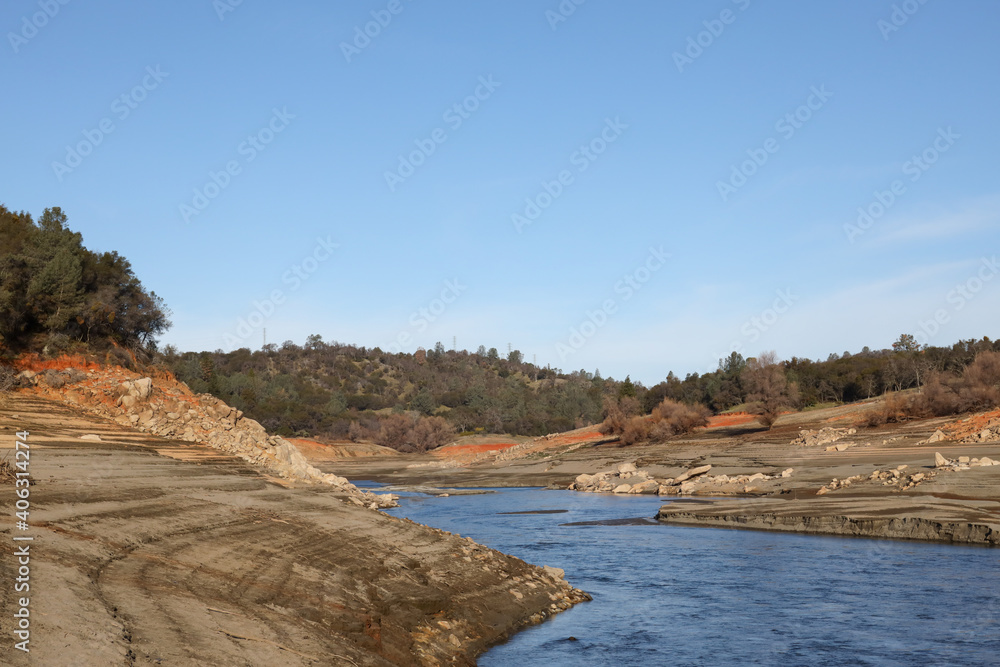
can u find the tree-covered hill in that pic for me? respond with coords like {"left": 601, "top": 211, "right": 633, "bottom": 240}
{"left": 165, "top": 341, "right": 612, "bottom": 440}
{"left": 165, "top": 334, "right": 999, "bottom": 445}
{"left": 0, "top": 205, "right": 169, "bottom": 357}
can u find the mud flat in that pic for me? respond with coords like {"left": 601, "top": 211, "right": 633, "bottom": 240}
{"left": 0, "top": 394, "right": 588, "bottom": 666}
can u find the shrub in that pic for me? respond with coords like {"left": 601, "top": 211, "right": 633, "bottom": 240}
{"left": 409, "top": 416, "right": 455, "bottom": 451}
{"left": 959, "top": 351, "right": 1000, "bottom": 411}
{"left": 619, "top": 416, "right": 651, "bottom": 446}
{"left": 650, "top": 399, "right": 711, "bottom": 437}
{"left": 374, "top": 414, "right": 412, "bottom": 450}
{"left": 370, "top": 414, "right": 456, "bottom": 452}
{"left": 599, "top": 395, "right": 641, "bottom": 435}
{"left": 347, "top": 420, "right": 371, "bottom": 442}
{"left": 912, "top": 373, "right": 960, "bottom": 417}
{"left": 857, "top": 391, "right": 914, "bottom": 427}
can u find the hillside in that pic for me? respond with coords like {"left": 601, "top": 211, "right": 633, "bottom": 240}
{"left": 163, "top": 335, "right": 1000, "bottom": 453}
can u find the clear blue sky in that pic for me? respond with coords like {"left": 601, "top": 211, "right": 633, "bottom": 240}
{"left": 3, "top": 0, "right": 998, "bottom": 384}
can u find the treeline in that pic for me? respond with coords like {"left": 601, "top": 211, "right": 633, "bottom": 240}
{"left": 644, "top": 335, "right": 1000, "bottom": 415}
{"left": 164, "top": 333, "right": 999, "bottom": 448}
{"left": 0, "top": 205, "right": 170, "bottom": 358}
{"left": 163, "top": 339, "right": 613, "bottom": 443}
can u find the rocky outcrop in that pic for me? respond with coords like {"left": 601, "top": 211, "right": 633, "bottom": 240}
{"left": 20, "top": 366, "right": 396, "bottom": 508}
{"left": 569, "top": 462, "right": 791, "bottom": 497}
{"left": 791, "top": 427, "right": 856, "bottom": 448}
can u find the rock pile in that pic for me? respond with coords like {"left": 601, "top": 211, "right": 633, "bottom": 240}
{"left": 934, "top": 451, "right": 999, "bottom": 471}
{"left": 570, "top": 462, "right": 662, "bottom": 495}
{"left": 960, "top": 419, "right": 1000, "bottom": 444}
{"left": 19, "top": 367, "right": 396, "bottom": 508}
{"left": 817, "top": 465, "right": 933, "bottom": 495}
{"left": 569, "top": 462, "right": 792, "bottom": 496}
{"left": 791, "top": 427, "right": 856, "bottom": 448}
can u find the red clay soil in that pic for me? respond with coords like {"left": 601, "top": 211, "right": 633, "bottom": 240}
{"left": 14, "top": 353, "right": 103, "bottom": 372}
{"left": 544, "top": 430, "right": 603, "bottom": 445}
{"left": 942, "top": 408, "right": 1000, "bottom": 439}
{"left": 704, "top": 412, "right": 756, "bottom": 429}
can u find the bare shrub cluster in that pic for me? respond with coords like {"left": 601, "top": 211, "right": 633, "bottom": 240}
{"left": 600, "top": 396, "right": 710, "bottom": 446}
{"left": 348, "top": 413, "right": 456, "bottom": 453}
{"left": 858, "top": 351, "right": 1000, "bottom": 426}
{"left": 649, "top": 399, "right": 711, "bottom": 439}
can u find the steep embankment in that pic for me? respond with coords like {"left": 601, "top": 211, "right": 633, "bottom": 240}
{"left": 15, "top": 357, "right": 394, "bottom": 507}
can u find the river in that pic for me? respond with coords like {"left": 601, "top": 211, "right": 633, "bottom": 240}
{"left": 377, "top": 486, "right": 1000, "bottom": 666}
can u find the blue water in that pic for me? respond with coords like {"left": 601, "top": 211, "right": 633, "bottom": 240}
{"left": 376, "top": 485, "right": 1000, "bottom": 666}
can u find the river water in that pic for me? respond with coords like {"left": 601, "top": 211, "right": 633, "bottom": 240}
{"left": 377, "top": 486, "right": 1000, "bottom": 666}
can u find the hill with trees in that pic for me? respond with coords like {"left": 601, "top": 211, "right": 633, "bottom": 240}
{"left": 164, "top": 334, "right": 1000, "bottom": 450}
{"left": 0, "top": 205, "right": 169, "bottom": 360}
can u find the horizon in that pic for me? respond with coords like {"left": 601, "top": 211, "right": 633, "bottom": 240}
{"left": 4, "top": 1, "right": 998, "bottom": 385}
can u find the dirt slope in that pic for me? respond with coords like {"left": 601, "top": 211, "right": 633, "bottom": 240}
{"left": 0, "top": 393, "right": 588, "bottom": 666}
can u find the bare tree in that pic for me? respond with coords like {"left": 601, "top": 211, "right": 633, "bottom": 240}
{"left": 742, "top": 351, "right": 793, "bottom": 429}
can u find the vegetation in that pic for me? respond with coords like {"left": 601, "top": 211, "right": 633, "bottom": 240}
{"left": 858, "top": 350, "right": 1000, "bottom": 426}
{"left": 162, "top": 333, "right": 1000, "bottom": 448}
{"left": 0, "top": 205, "right": 170, "bottom": 359}
{"left": 163, "top": 340, "right": 614, "bottom": 447}
{"left": 599, "top": 396, "right": 711, "bottom": 445}
{"left": 647, "top": 336, "right": 1000, "bottom": 416}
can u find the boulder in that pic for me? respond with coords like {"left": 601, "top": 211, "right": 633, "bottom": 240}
{"left": 629, "top": 479, "right": 660, "bottom": 495}
{"left": 575, "top": 473, "right": 595, "bottom": 487}
{"left": 616, "top": 462, "right": 637, "bottom": 476}
{"left": 133, "top": 378, "right": 153, "bottom": 399}
{"left": 673, "top": 464, "right": 712, "bottom": 484}
{"left": 934, "top": 452, "right": 949, "bottom": 468}
{"left": 612, "top": 484, "right": 632, "bottom": 494}
{"left": 678, "top": 481, "right": 698, "bottom": 494}
{"left": 927, "top": 430, "right": 946, "bottom": 443}
{"left": 542, "top": 565, "right": 565, "bottom": 580}
{"left": 781, "top": 468, "right": 794, "bottom": 478}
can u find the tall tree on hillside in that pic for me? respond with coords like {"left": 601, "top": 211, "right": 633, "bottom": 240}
{"left": 742, "top": 351, "right": 795, "bottom": 428}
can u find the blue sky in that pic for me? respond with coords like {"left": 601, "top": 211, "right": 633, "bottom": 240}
{"left": 3, "top": 0, "right": 998, "bottom": 384}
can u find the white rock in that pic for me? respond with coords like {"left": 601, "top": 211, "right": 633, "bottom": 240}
{"left": 673, "top": 464, "right": 712, "bottom": 484}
